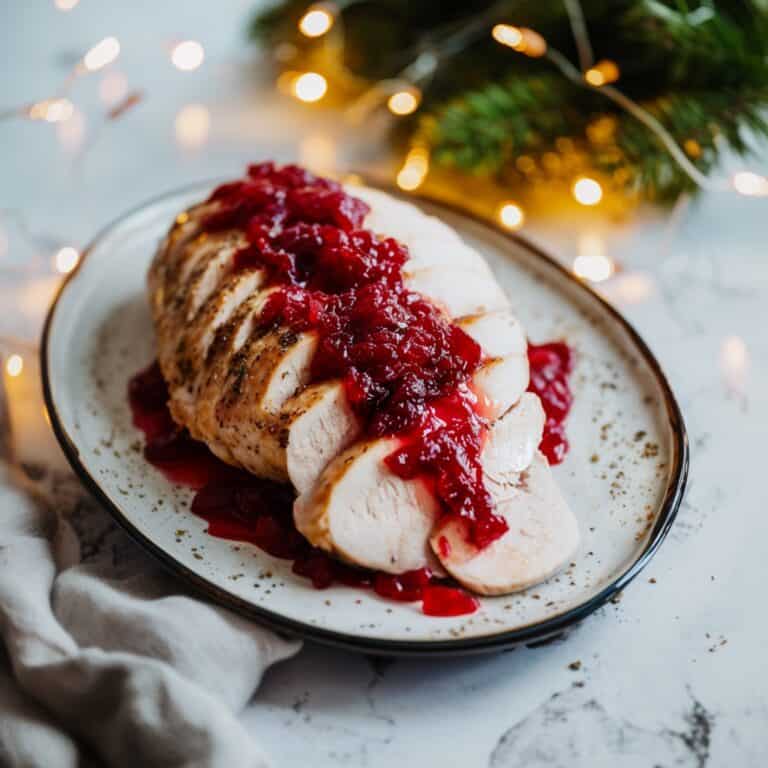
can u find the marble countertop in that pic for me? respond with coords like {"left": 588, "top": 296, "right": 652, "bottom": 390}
{"left": 2, "top": 2, "right": 766, "bottom": 765}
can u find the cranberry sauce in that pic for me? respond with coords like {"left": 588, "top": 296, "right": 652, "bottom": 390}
{"left": 128, "top": 361, "right": 478, "bottom": 617}
{"left": 527, "top": 342, "right": 574, "bottom": 465}
{"left": 199, "top": 162, "right": 504, "bottom": 546}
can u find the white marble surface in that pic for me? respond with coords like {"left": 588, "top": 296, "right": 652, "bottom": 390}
{"left": 1, "top": 1, "right": 766, "bottom": 766}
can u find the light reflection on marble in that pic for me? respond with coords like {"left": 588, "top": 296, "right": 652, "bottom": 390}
{"left": 1, "top": 1, "right": 766, "bottom": 765}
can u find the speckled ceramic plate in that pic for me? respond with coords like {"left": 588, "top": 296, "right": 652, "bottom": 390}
{"left": 42, "top": 180, "right": 688, "bottom": 656}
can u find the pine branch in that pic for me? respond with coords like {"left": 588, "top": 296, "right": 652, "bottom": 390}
{"left": 249, "top": 0, "right": 768, "bottom": 202}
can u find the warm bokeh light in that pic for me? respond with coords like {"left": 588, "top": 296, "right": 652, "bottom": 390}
{"left": 292, "top": 72, "right": 328, "bottom": 102}
{"left": 573, "top": 232, "right": 614, "bottom": 282}
{"left": 684, "top": 139, "right": 702, "bottom": 158}
{"left": 498, "top": 202, "right": 525, "bottom": 230}
{"left": 585, "top": 59, "right": 620, "bottom": 87}
{"left": 99, "top": 71, "right": 128, "bottom": 105}
{"left": 721, "top": 335, "right": 749, "bottom": 394}
{"left": 175, "top": 104, "right": 210, "bottom": 148}
{"left": 572, "top": 177, "right": 603, "bottom": 206}
{"left": 171, "top": 40, "right": 205, "bottom": 71}
{"left": 396, "top": 147, "right": 429, "bottom": 191}
{"left": 54, "top": 0, "right": 79, "bottom": 10}
{"left": 299, "top": 7, "right": 334, "bottom": 37}
{"left": 732, "top": 171, "right": 768, "bottom": 197}
{"left": 29, "top": 98, "right": 74, "bottom": 123}
{"left": 492, "top": 25, "right": 546, "bottom": 56}
{"left": 492, "top": 24, "right": 523, "bottom": 49}
{"left": 387, "top": 89, "right": 421, "bottom": 116}
{"left": 83, "top": 37, "right": 121, "bottom": 72}
{"left": 54, "top": 246, "right": 80, "bottom": 274}
{"left": 5, "top": 354, "right": 23, "bottom": 378}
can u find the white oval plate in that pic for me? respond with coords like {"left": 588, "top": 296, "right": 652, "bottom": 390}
{"left": 42, "top": 181, "right": 688, "bottom": 656}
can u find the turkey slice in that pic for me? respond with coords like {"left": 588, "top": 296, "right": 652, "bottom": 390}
{"left": 430, "top": 452, "right": 579, "bottom": 595}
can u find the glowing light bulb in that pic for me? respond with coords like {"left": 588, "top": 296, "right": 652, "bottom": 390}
{"left": 584, "top": 59, "right": 620, "bottom": 87}
{"left": 721, "top": 335, "right": 749, "bottom": 395}
{"left": 519, "top": 28, "right": 547, "bottom": 57}
{"left": 292, "top": 72, "right": 327, "bottom": 102}
{"left": 54, "top": 246, "right": 80, "bottom": 274}
{"left": 396, "top": 147, "right": 429, "bottom": 191}
{"left": 387, "top": 89, "right": 420, "bottom": 116}
{"left": 83, "top": 37, "right": 121, "bottom": 72}
{"left": 732, "top": 171, "right": 768, "bottom": 197}
{"left": 5, "top": 354, "right": 23, "bottom": 378}
{"left": 29, "top": 98, "right": 74, "bottom": 123}
{"left": 299, "top": 6, "right": 334, "bottom": 37}
{"left": 492, "top": 24, "right": 523, "bottom": 49}
{"left": 498, "top": 202, "right": 525, "bottom": 230}
{"left": 171, "top": 40, "right": 205, "bottom": 71}
{"left": 572, "top": 177, "right": 603, "bottom": 206}
{"left": 54, "top": 0, "right": 79, "bottom": 10}
{"left": 175, "top": 104, "right": 210, "bottom": 148}
{"left": 573, "top": 232, "right": 613, "bottom": 282}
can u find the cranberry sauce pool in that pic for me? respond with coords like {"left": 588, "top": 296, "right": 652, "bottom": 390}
{"left": 202, "top": 162, "right": 503, "bottom": 546}
{"left": 129, "top": 361, "right": 478, "bottom": 617}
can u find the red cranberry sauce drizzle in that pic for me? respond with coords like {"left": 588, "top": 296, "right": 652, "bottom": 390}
{"left": 201, "top": 162, "right": 506, "bottom": 547}
{"left": 128, "top": 361, "right": 477, "bottom": 617}
{"left": 527, "top": 341, "right": 574, "bottom": 465}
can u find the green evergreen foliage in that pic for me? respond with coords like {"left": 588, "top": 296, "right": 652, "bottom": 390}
{"left": 251, "top": 1, "right": 768, "bottom": 201}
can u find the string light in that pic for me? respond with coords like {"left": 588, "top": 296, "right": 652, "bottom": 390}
{"left": 387, "top": 88, "right": 421, "bottom": 116}
{"left": 721, "top": 335, "right": 749, "bottom": 394}
{"left": 683, "top": 139, "right": 702, "bottom": 158}
{"left": 171, "top": 40, "right": 205, "bottom": 71}
{"left": 54, "top": 0, "right": 79, "bottom": 10}
{"left": 573, "top": 232, "right": 614, "bottom": 282}
{"left": 584, "top": 59, "right": 620, "bottom": 86}
{"left": 498, "top": 202, "right": 525, "bottom": 230}
{"left": 492, "top": 24, "right": 546, "bottom": 57}
{"left": 5, "top": 355, "right": 23, "bottom": 378}
{"left": 298, "top": 5, "right": 335, "bottom": 37}
{"left": 396, "top": 147, "right": 429, "bottom": 190}
{"left": 28, "top": 98, "right": 74, "bottom": 123}
{"left": 82, "top": 37, "right": 121, "bottom": 72}
{"left": 732, "top": 171, "right": 768, "bottom": 197}
{"left": 54, "top": 246, "right": 80, "bottom": 274}
{"left": 492, "top": 24, "right": 524, "bottom": 49}
{"left": 175, "top": 104, "right": 210, "bottom": 148}
{"left": 572, "top": 177, "right": 603, "bottom": 205}
{"left": 292, "top": 72, "right": 327, "bottom": 102}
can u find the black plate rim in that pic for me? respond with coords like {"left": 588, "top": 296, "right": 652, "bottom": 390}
{"left": 40, "top": 178, "right": 689, "bottom": 657}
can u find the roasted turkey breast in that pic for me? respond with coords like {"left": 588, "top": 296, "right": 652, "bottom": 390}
{"left": 148, "top": 172, "right": 578, "bottom": 596}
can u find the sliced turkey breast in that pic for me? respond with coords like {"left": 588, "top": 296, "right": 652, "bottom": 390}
{"left": 430, "top": 452, "right": 579, "bottom": 595}
{"left": 349, "top": 186, "right": 494, "bottom": 276}
{"left": 294, "top": 437, "right": 443, "bottom": 573}
{"left": 293, "top": 393, "right": 547, "bottom": 576}
{"left": 406, "top": 266, "right": 509, "bottom": 318}
{"left": 164, "top": 269, "right": 267, "bottom": 425}
{"left": 456, "top": 310, "right": 526, "bottom": 359}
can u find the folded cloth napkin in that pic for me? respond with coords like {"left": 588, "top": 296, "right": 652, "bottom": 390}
{"left": 0, "top": 461, "right": 301, "bottom": 768}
